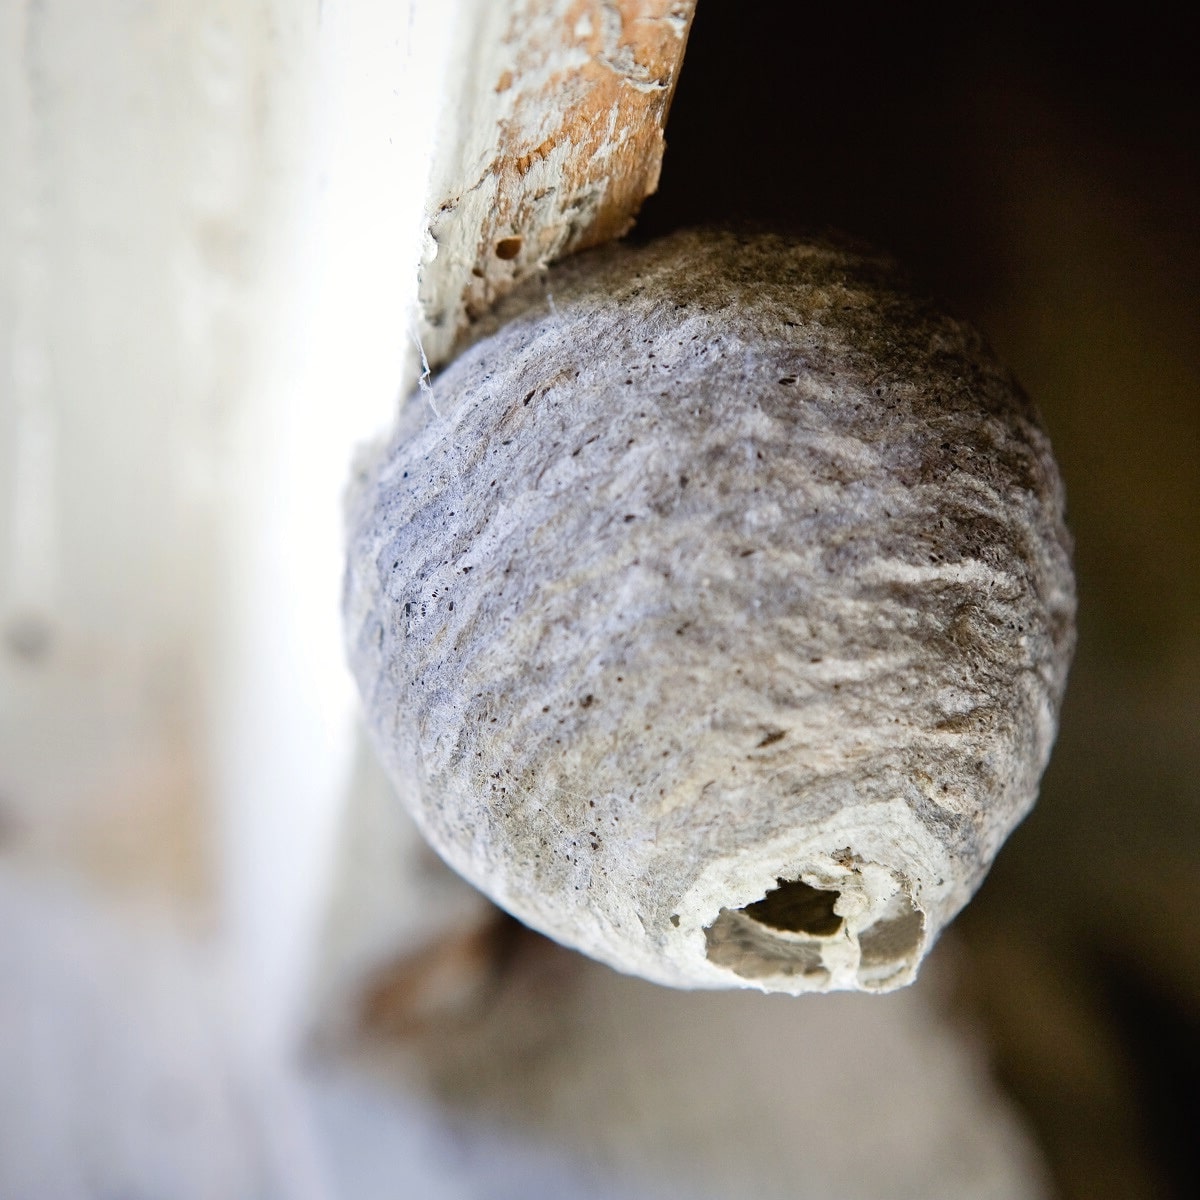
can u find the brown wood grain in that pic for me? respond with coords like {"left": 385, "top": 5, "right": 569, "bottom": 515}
{"left": 418, "top": 1, "right": 695, "bottom": 367}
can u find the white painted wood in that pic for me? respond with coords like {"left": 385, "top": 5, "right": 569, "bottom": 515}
{"left": 0, "top": 0, "right": 469, "bottom": 1058}
{"left": 415, "top": 0, "right": 695, "bottom": 369}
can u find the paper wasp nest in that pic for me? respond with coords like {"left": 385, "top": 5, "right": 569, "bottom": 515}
{"left": 345, "top": 230, "right": 1075, "bottom": 994}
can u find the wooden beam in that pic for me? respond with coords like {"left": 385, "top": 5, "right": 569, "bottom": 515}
{"left": 417, "top": 0, "right": 695, "bottom": 368}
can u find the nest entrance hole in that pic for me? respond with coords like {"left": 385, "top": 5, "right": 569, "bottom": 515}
{"left": 703, "top": 874, "right": 926, "bottom": 988}
{"left": 739, "top": 878, "right": 844, "bottom": 937}
{"left": 702, "top": 878, "right": 843, "bottom": 984}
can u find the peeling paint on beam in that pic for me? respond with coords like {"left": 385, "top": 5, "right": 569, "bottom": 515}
{"left": 418, "top": 0, "right": 695, "bottom": 369}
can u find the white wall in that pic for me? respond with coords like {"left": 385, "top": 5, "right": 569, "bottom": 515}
{"left": 0, "top": 0, "right": 459, "bottom": 1054}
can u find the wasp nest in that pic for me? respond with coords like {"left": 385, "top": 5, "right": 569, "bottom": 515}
{"left": 345, "top": 230, "right": 1075, "bottom": 994}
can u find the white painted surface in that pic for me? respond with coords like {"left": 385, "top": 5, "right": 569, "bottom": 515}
{"left": 0, "top": 0, "right": 464, "bottom": 1054}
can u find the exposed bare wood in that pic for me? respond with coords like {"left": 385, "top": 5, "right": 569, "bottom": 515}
{"left": 417, "top": 0, "right": 695, "bottom": 368}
